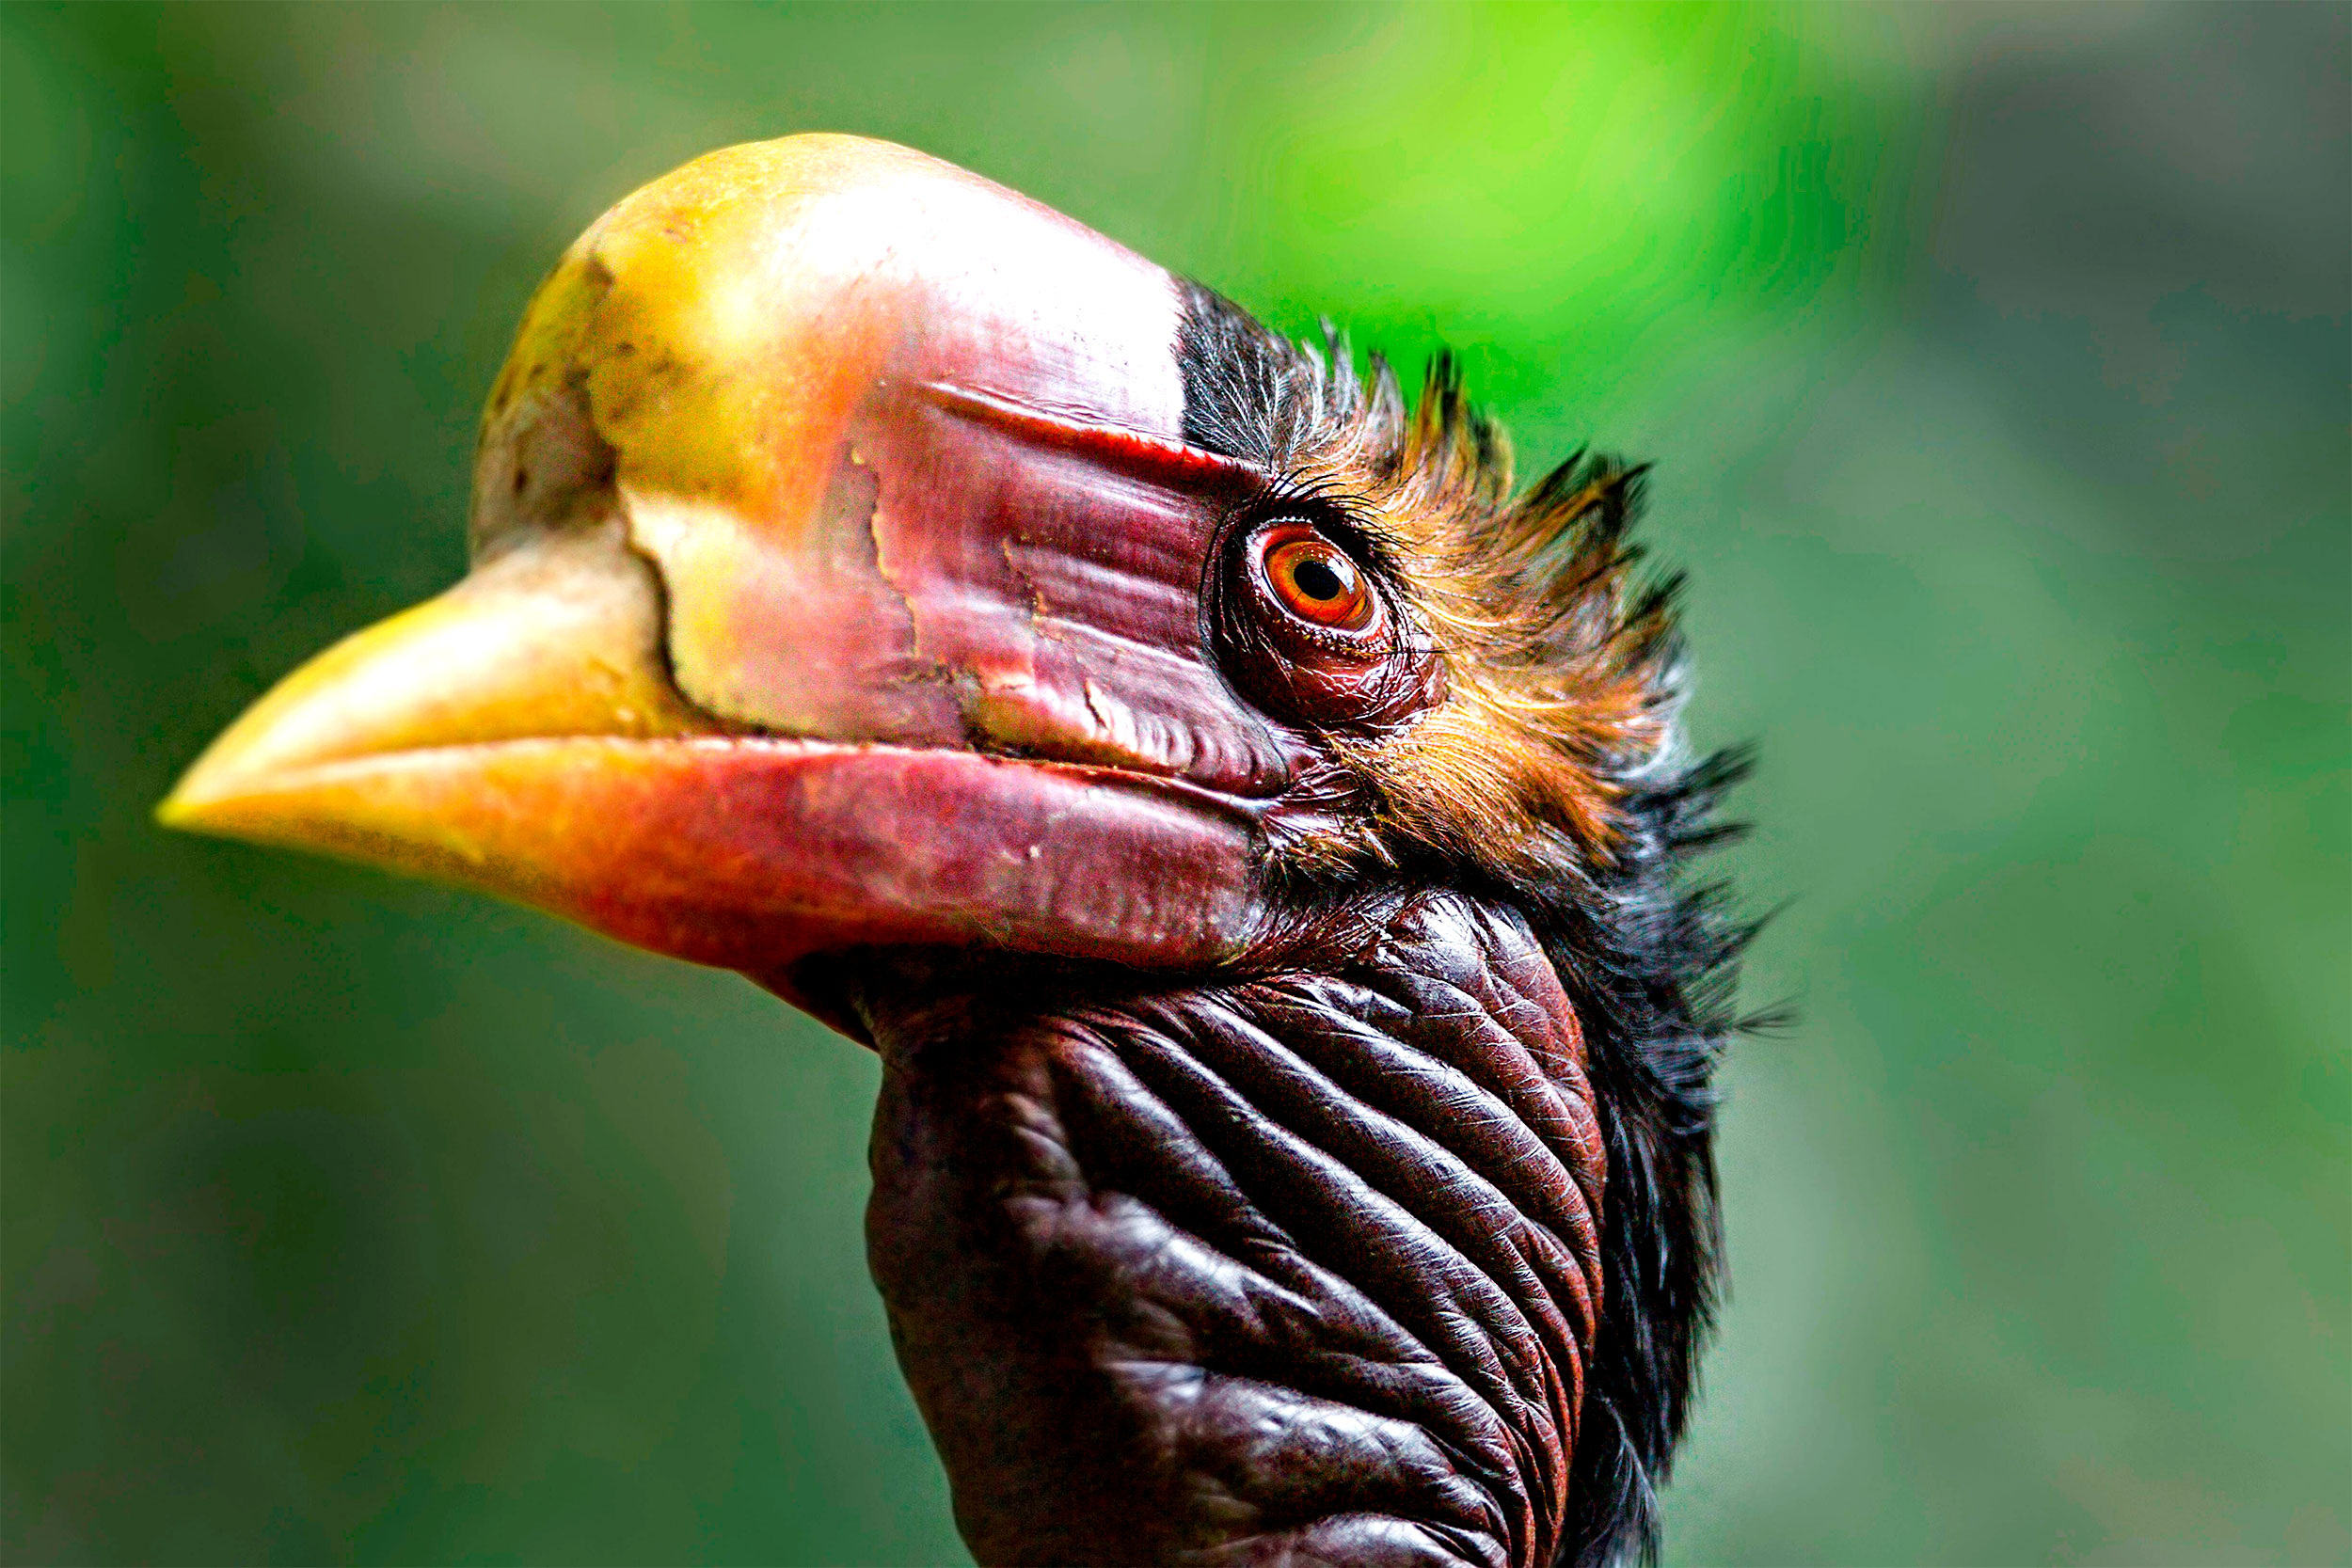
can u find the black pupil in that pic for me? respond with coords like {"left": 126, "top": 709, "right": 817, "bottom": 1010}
{"left": 1291, "top": 556, "right": 1346, "bottom": 602}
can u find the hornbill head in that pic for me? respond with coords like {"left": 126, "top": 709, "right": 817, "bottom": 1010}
{"left": 162, "top": 135, "right": 1746, "bottom": 1568}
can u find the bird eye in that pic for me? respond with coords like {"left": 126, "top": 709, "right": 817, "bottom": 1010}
{"left": 1254, "top": 523, "right": 1379, "bottom": 635}
{"left": 1216, "top": 516, "right": 1437, "bottom": 727}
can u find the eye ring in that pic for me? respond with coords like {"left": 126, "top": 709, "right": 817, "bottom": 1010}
{"left": 1252, "top": 521, "right": 1381, "bottom": 635}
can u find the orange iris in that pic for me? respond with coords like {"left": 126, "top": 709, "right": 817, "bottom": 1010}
{"left": 1259, "top": 525, "right": 1375, "bottom": 631}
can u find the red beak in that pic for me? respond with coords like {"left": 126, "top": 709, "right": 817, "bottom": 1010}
{"left": 159, "top": 135, "right": 1289, "bottom": 1006}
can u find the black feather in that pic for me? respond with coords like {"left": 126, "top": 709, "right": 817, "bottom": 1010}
{"left": 1177, "top": 278, "right": 1758, "bottom": 1567}
{"left": 1534, "top": 745, "right": 1755, "bottom": 1568}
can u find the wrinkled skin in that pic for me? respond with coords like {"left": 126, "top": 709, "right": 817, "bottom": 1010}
{"left": 852, "top": 894, "right": 1604, "bottom": 1568}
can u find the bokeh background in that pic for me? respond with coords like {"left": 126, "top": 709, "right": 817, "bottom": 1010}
{"left": 6, "top": 4, "right": 2345, "bottom": 1563}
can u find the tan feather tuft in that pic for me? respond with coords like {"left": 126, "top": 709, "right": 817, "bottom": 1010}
{"left": 1279, "top": 346, "right": 1686, "bottom": 887}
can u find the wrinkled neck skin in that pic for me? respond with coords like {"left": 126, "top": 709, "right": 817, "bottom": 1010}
{"left": 846, "top": 891, "right": 1607, "bottom": 1568}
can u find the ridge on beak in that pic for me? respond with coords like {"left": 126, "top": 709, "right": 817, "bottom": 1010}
{"left": 161, "top": 134, "right": 1281, "bottom": 989}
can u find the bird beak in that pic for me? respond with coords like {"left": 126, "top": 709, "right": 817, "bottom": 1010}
{"left": 159, "top": 135, "right": 1280, "bottom": 1001}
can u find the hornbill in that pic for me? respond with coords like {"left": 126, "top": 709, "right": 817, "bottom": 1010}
{"left": 161, "top": 135, "right": 1748, "bottom": 1568}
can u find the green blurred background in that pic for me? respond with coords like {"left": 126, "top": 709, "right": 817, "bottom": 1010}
{"left": 5, "top": 4, "right": 2344, "bottom": 1563}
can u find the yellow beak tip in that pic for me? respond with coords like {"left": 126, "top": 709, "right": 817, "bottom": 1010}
{"left": 154, "top": 768, "right": 257, "bottom": 837}
{"left": 154, "top": 786, "right": 208, "bottom": 832}
{"left": 154, "top": 729, "right": 273, "bottom": 833}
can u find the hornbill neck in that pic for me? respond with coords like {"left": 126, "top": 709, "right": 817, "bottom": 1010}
{"left": 848, "top": 890, "right": 1606, "bottom": 1568}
